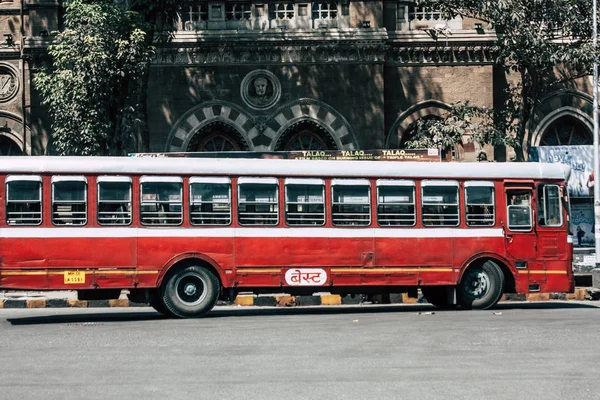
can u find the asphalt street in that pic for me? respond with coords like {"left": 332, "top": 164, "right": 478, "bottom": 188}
{"left": 0, "top": 302, "right": 599, "bottom": 400}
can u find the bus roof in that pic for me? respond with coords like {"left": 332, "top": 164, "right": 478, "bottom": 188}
{"left": 0, "top": 156, "right": 571, "bottom": 181}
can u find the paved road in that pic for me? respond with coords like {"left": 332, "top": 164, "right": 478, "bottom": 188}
{"left": 0, "top": 302, "right": 599, "bottom": 400}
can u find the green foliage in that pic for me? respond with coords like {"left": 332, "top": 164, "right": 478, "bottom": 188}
{"left": 34, "top": 0, "right": 151, "bottom": 155}
{"left": 34, "top": 0, "right": 181, "bottom": 156}
{"left": 420, "top": 0, "right": 600, "bottom": 159}
{"left": 404, "top": 101, "right": 517, "bottom": 150}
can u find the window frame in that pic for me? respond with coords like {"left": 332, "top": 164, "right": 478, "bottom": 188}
{"left": 139, "top": 176, "right": 184, "bottom": 226}
{"left": 97, "top": 176, "right": 133, "bottom": 226}
{"left": 51, "top": 175, "right": 88, "bottom": 226}
{"left": 189, "top": 177, "right": 232, "bottom": 226}
{"left": 464, "top": 181, "right": 495, "bottom": 227}
{"left": 506, "top": 189, "right": 533, "bottom": 232}
{"left": 331, "top": 178, "right": 372, "bottom": 227}
{"left": 421, "top": 180, "right": 460, "bottom": 227}
{"left": 540, "top": 184, "right": 564, "bottom": 227}
{"left": 5, "top": 175, "right": 43, "bottom": 226}
{"left": 237, "top": 177, "right": 280, "bottom": 226}
{"left": 284, "top": 178, "right": 326, "bottom": 226}
{"left": 376, "top": 179, "right": 416, "bottom": 227}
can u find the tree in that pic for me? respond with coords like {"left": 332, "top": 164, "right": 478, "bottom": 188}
{"left": 34, "top": 0, "right": 180, "bottom": 156}
{"left": 404, "top": 101, "right": 517, "bottom": 152}
{"left": 421, "top": 0, "right": 599, "bottom": 160}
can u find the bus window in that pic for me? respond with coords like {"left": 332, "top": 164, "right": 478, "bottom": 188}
{"left": 238, "top": 177, "right": 279, "bottom": 226}
{"left": 376, "top": 179, "right": 415, "bottom": 226}
{"left": 421, "top": 180, "right": 459, "bottom": 226}
{"left": 97, "top": 177, "right": 132, "bottom": 225}
{"left": 537, "top": 184, "right": 563, "bottom": 227}
{"left": 506, "top": 189, "right": 532, "bottom": 231}
{"left": 285, "top": 178, "right": 325, "bottom": 226}
{"left": 190, "top": 177, "right": 232, "bottom": 226}
{"left": 331, "top": 179, "right": 371, "bottom": 226}
{"left": 52, "top": 176, "right": 87, "bottom": 225}
{"left": 465, "top": 181, "right": 495, "bottom": 226}
{"left": 5, "top": 175, "right": 42, "bottom": 226}
{"left": 140, "top": 177, "right": 183, "bottom": 225}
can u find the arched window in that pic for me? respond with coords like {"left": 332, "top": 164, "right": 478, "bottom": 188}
{"left": 539, "top": 116, "right": 592, "bottom": 146}
{"left": 187, "top": 122, "right": 248, "bottom": 152}
{"left": 275, "top": 121, "right": 337, "bottom": 151}
{"left": 0, "top": 135, "right": 23, "bottom": 156}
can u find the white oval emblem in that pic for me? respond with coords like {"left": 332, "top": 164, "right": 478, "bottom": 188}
{"left": 284, "top": 268, "right": 327, "bottom": 286}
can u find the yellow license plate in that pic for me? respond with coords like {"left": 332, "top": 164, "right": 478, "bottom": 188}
{"left": 64, "top": 271, "right": 85, "bottom": 284}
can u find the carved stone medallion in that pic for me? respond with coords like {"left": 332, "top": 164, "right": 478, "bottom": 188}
{"left": 240, "top": 69, "right": 281, "bottom": 111}
{"left": 0, "top": 65, "right": 19, "bottom": 103}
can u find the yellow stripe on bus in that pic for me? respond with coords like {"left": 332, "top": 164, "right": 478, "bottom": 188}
{"left": 331, "top": 268, "right": 453, "bottom": 273}
{"left": 517, "top": 270, "right": 568, "bottom": 275}
{"left": 1, "top": 270, "right": 160, "bottom": 276}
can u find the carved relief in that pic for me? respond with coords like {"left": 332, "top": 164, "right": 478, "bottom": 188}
{"left": 154, "top": 43, "right": 388, "bottom": 65}
{"left": 0, "top": 65, "right": 19, "bottom": 103}
{"left": 241, "top": 69, "right": 281, "bottom": 111}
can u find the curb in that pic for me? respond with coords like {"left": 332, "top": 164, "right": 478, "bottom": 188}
{"left": 0, "top": 288, "right": 597, "bottom": 309}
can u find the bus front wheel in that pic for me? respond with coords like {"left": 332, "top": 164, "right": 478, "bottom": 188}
{"left": 161, "top": 266, "right": 220, "bottom": 318}
{"left": 458, "top": 261, "right": 504, "bottom": 310}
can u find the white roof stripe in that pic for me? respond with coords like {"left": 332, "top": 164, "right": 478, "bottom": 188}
{"left": 0, "top": 156, "right": 571, "bottom": 181}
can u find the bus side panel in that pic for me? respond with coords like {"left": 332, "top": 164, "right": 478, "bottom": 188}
{"left": 374, "top": 236, "right": 454, "bottom": 285}
{"left": 136, "top": 234, "right": 235, "bottom": 288}
{"left": 235, "top": 235, "right": 374, "bottom": 287}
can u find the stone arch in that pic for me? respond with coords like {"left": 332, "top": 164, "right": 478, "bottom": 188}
{"left": 386, "top": 100, "right": 451, "bottom": 148}
{"left": 165, "top": 101, "right": 253, "bottom": 152}
{"left": 0, "top": 111, "right": 30, "bottom": 155}
{"left": 529, "top": 90, "right": 593, "bottom": 147}
{"left": 251, "top": 99, "right": 358, "bottom": 151}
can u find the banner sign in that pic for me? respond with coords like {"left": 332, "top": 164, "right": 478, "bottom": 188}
{"left": 528, "top": 145, "right": 593, "bottom": 197}
{"left": 131, "top": 149, "right": 441, "bottom": 162}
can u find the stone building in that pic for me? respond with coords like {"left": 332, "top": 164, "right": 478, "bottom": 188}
{"left": 1, "top": 1, "right": 595, "bottom": 159}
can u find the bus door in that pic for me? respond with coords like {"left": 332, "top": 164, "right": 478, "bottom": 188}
{"left": 503, "top": 185, "right": 537, "bottom": 265}
{"left": 532, "top": 182, "right": 572, "bottom": 292}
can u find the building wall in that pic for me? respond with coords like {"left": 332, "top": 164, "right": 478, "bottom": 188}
{"left": 0, "top": 1, "right": 595, "bottom": 161}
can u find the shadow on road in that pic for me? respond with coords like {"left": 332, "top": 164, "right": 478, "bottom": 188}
{"left": 4, "top": 300, "right": 598, "bottom": 326}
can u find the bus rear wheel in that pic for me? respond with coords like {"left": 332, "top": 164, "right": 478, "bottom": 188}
{"left": 458, "top": 261, "right": 504, "bottom": 310}
{"left": 161, "top": 266, "right": 220, "bottom": 318}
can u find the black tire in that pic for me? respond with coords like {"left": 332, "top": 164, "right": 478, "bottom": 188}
{"left": 457, "top": 260, "right": 504, "bottom": 310}
{"left": 149, "top": 291, "right": 173, "bottom": 317}
{"left": 420, "top": 286, "right": 456, "bottom": 309}
{"left": 161, "top": 266, "right": 220, "bottom": 318}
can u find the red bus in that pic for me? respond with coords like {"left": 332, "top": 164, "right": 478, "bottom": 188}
{"left": 0, "top": 156, "right": 573, "bottom": 317}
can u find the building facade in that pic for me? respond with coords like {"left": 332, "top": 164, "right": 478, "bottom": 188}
{"left": 0, "top": 1, "right": 597, "bottom": 249}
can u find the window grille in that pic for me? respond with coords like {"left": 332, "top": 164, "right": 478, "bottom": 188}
{"left": 376, "top": 180, "right": 415, "bottom": 226}
{"left": 285, "top": 179, "right": 325, "bottom": 226}
{"left": 52, "top": 177, "right": 87, "bottom": 225}
{"left": 312, "top": 2, "right": 338, "bottom": 20}
{"left": 269, "top": 2, "right": 295, "bottom": 20}
{"left": 408, "top": 5, "right": 441, "bottom": 23}
{"left": 465, "top": 182, "right": 495, "bottom": 226}
{"left": 190, "top": 178, "right": 232, "bottom": 226}
{"left": 176, "top": 3, "right": 208, "bottom": 31}
{"left": 97, "top": 177, "right": 132, "bottom": 225}
{"left": 5, "top": 176, "right": 42, "bottom": 225}
{"left": 226, "top": 2, "right": 252, "bottom": 21}
{"left": 332, "top": 179, "right": 370, "bottom": 226}
{"left": 140, "top": 178, "right": 183, "bottom": 225}
{"left": 238, "top": 178, "right": 279, "bottom": 226}
{"left": 421, "top": 180, "right": 459, "bottom": 226}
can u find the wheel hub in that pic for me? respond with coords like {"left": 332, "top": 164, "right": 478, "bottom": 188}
{"left": 465, "top": 270, "right": 490, "bottom": 297}
{"left": 184, "top": 283, "right": 197, "bottom": 296}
